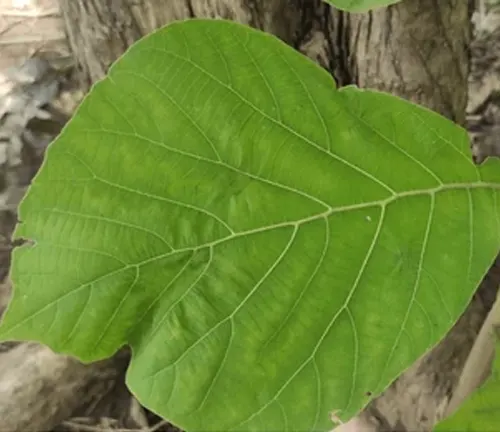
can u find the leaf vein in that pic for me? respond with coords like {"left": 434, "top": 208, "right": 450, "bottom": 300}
{"left": 93, "top": 176, "right": 235, "bottom": 235}
{"left": 343, "top": 307, "right": 358, "bottom": 414}
{"left": 33, "top": 241, "right": 128, "bottom": 266}
{"left": 466, "top": 188, "right": 474, "bottom": 285}
{"left": 122, "top": 48, "right": 397, "bottom": 195}
{"left": 374, "top": 193, "right": 435, "bottom": 392}
{"left": 195, "top": 319, "right": 234, "bottom": 412}
{"left": 60, "top": 285, "right": 93, "bottom": 349}
{"left": 276, "top": 48, "right": 331, "bottom": 151}
{"left": 241, "top": 40, "right": 281, "bottom": 122}
{"left": 92, "top": 265, "right": 141, "bottom": 351}
{"left": 145, "top": 247, "right": 215, "bottom": 367}
{"left": 342, "top": 99, "right": 444, "bottom": 186}
{"left": 39, "top": 208, "right": 174, "bottom": 251}
{"left": 133, "top": 251, "right": 196, "bottom": 336}
{"left": 9, "top": 183, "right": 499, "bottom": 337}
{"left": 258, "top": 216, "right": 329, "bottom": 357}
{"left": 121, "top": 70, "right": 222, "bottom": 162}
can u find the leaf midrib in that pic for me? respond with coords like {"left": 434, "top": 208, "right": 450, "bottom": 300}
{"left": 4, "top": 181, "right": 499, "bottom": 339}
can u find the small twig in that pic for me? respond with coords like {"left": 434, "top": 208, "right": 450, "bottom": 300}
{"left": 148, "top": 420, "right": 169, "bottom": 432}
{"left": 0, "top": 34, "right": 66, "bottom": 45}
{"left": 61, "top": 418, "right": 170, "bottom": 432}
{"left": 0, "top": 7, "right": 61, "bottom": 37}
{"left": 444, "top": 286, "right": 500, "bottom": 418}
{"left": 0, "top": 18, "right": 25, "bottom": 36}
{"left": 60, "top": 420, "right": 109, "bottom": 432}
{"left": 0, "top": 7, "right": 60, "bottom": 18}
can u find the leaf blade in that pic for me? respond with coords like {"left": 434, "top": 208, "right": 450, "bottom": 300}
{"left": 322, "top": 0, "right": 401, "bottom": 12}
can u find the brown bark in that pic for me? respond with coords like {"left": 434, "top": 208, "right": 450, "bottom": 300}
{"left": 0, "top": 342, "right": 134, "bottom": 431}
{"left": 59, "top": 0, "right": 473, "bottom": 119}
{"left": 337, "top": 0, "right": 474, "bottom": 124}
{"left": 47, "top": 0, "right": 497, "bottom": 431}
{"left": 59, "top": 0, "right": 336, "bottom": 86}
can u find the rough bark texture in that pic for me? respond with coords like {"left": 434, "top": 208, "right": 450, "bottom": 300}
{"left": 0, "top": 0, "right": 69, "bottom": 71}
{"left": 338, "top": 0, "right": 473, "bottom": 124}
{"left": 59, "top": 0, "right": 341, "bottom": 86}
{"left": 0, "top": 342, "right": 134, "bottom": 431}
{"left": 41, "top": 0, "right": 497, "bottom": 430}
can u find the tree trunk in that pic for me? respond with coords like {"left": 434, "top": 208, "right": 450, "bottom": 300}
{"left": 59, "top": 0, "right": 337, "bottom": 86}
{"left": 0, "top": 343, "right": 134, "bottom": 431}
{"left": 338, "top": 0, "right": 473, "bottom": 124}
{"left": 52, "top": 0, "right": 497, "bottom": 430}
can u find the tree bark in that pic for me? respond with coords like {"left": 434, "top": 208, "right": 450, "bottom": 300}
{"left": 335, "top": 1, "right": 473, "bottom": 124}
{"left": 0, "top": 342, "right": 134, "bottom": 431}
{"left": 59, "top": 0, "right": 337, "bottom": 86}
{"left": 59, "top": 0, "right": 473, "bottom": 120}
{"left": 51, "top": 0, "right": 497, "bottom": 431}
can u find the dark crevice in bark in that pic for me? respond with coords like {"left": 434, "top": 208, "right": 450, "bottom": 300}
{"left": 291, "top": 6, "right": 314, "bottom": 49}
{"left": 186, "top": 0, "right": 196, "bottom": 17}
{"left": 246, "top": 0, "right": 263, "bottom": 33}
{"left": 327, "top": 10, "right": 354, "bottom": 86}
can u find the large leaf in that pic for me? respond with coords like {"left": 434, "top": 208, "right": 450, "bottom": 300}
{"left": 1, "top": 19, "right": 500, "bottom": 432}
{"left": 323, "top": 0, "right": 401, "bottom": 12}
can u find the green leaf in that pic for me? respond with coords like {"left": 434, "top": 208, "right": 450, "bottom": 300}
{"left": 322, "top": 0, "right": 401, "bottom": 12}
{"left": 434, "top": 341, "right": 500, "bottom": 431}
{"left": 1, "top": 19, "right": 500, "bottom": 432}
